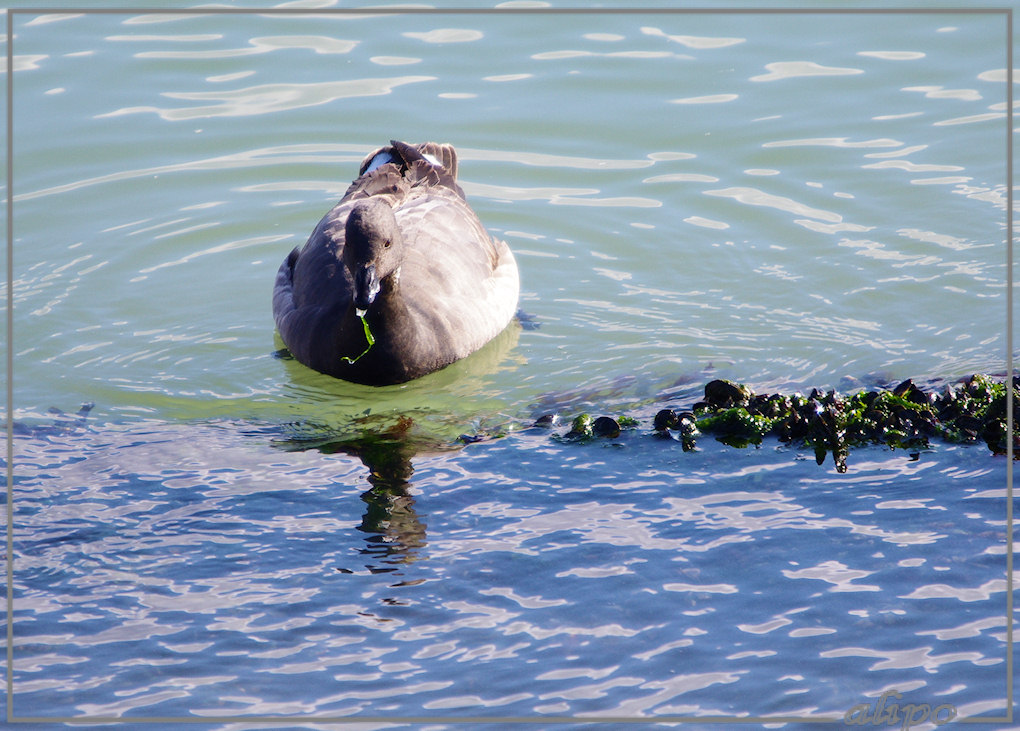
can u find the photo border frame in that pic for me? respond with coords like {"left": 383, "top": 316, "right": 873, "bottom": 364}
{"left": 4, "top": 5, "right": 1014, "bottom": 725}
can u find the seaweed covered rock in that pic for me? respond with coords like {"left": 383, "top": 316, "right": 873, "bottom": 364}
{"left": 546, "top": 374, "right": 1015, "bottom": 472}
{"left": 554, "top": 413, "right": 635, "bottom": 443}
{"left": 934, "top": 374, "right": 1020, "bottom": 455}
{"left": 698, "top": 379, "right": 751, "bottom": 410}
{"left": 592, "top": 416, "right": 622, "bottom": 439}
{"left": 662, "top": 374, "right": 1017, "bottom": 472}
{"left": 696, "top": 407, "right": 774, "bottom": 448}
{"left": 653, "top": 408, "right": 699, "bottom": 451}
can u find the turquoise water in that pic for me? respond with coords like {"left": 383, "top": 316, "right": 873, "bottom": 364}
{"left": 5, "top": 5, "right": 1015, "bottom": 727}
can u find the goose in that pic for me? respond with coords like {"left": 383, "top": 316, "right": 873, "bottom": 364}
{"left": 273, "top": 140, "right": 519, "bottom": 385}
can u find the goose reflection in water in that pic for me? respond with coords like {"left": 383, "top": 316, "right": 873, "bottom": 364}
{"left": 271, "top": 305, "right": 522, "bottom": 565}
{"left": 273, "top": 416, "right": 451, "bottom": 567}
{"left": 323, "top": 417, "right": 431, "bottom": 567}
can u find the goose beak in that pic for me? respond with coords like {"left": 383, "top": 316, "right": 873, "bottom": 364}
{"left": 354, "top": 263, "right": 380, "bottom": 312}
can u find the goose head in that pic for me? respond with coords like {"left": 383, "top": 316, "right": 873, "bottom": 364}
{"left": 343, "top": 199, "right": 404, "bottom": 315}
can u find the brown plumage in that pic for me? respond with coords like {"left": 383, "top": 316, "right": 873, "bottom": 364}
{"left": 273, "top": 141, "right": 520, "bottom": 385}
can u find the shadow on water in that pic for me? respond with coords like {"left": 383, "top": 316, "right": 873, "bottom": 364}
{"left": 11, "top": 402, "right": 95, "bottom": 439}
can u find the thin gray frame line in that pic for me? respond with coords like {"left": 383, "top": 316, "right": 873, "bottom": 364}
{"left": 9, "top": 714, "right": 843, "bottom": 725}
{"left": 5, "top": 5, "right": 1013, "bottom": 14}
{"left": 3, "top": 4, "right": 1014, "bottom": 726}
{"left": 5, "top": 6, "right": 13, "bottom": 729}
{"left": 1005, "top": 6, "right": 1015, "bottom": 727}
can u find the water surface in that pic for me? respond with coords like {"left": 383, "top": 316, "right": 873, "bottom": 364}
{"left": 5, "top": 6, "right": 1014, "bottom": 727}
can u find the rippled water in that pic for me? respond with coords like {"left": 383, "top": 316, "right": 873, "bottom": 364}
{"left": 10, "top": 418, "right": 1012, "bottom": 724}
{"left": 5, "top": 6, "right": 1015, "bottom": 727}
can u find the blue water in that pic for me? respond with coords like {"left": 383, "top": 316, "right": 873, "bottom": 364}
{"left": 4, "top": 5, "right": 1015, "bottom": 728}
{"left": 10, "top": 417, "right": 1012, "bottom": 725}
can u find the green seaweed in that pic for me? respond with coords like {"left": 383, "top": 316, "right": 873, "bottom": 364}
{"left": 696, "top": 407, "right": 774, "bottom": 445}
{"left": 340, "top": 314, "right": 376, "bottom": 365}
{"left": 563, "top": 413, "right": 594, "bottom": 441}
{"left": 553, "top": 413, "right": 632, "bottom": 443}
{"left": 546, "top": 374, "right": 1017, "bottom": 472}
